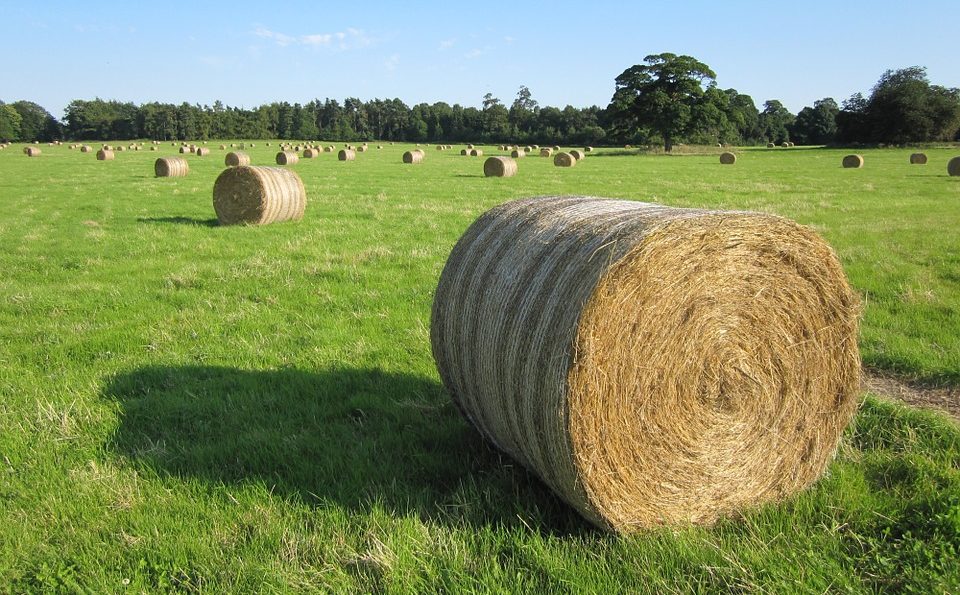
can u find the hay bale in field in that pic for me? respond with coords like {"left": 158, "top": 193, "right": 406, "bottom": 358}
{"left": 357, "top": 145, "right": 368, "bottom": 152}
{"left": 154, "top": 156, "right": 188, "bottom": 177}
{"left": 276, "top": 151, "right": 299, "bottom": 165}
{"left": 483, "top": 156, "right": 517, "bottom": 177}
{"left": 767, "top": 142, "right": 775, "bottom": 148}
{"left": 511, "top": 149, "right": 526, "bottom": 158}
{"left": 909, "top": 153, "right": 927, "bottom": 165}
{"left": 948, "top": 156, "right": 960, "bottom": 177}
{"left": 540, "top": 148, "right": 553, "bottom": 158}
{"left": 781, "top": 141, "right": 790, "bottom": 148}
{"left": 842, "top": 154, "right": 864, "bottom": 169}
{"left": 470, "top": 149, "right": 483, "bottom": 157}
{"left": 624, "top": 144, "right": 632, "bottom": 149}
{"left": 179, "top": 146, "right": 190, "bottom": 154}
{"left": 225, "top": 151, "right": 251, "bottom": 167}
{"left": 402, "top": 150, "right": 424, "bottom": 164}
{"left": 150, "top": 146, "right": 157, "bottom": 151}
{"left": 720, "top": 152, "right": 737, "bottom": 165}
{"left": 585, "top": 147, "right": 593, "bottom": 152}
{"left": 303, "top": 148, "right": 319, "bottom": 158}
{"left": 212, "top": 166, "right": 305, "bottom": 226}
{"left": 431, "top": 196, "right": 861, "bottom": 531}
{"left": 552, "top": 145, "right": 561, "bottom": 151}
{"left": 24, "top": 147, "right": 41, "bottom": 156}
{"left": 80, "top": 145, "right": 93, "bottom": 153}
{"left": 196, "top": 147, "right": 210, "bottom": 156}
{"left": 570, "top": 149, "right": 585, "bottom": 161}
{"left": 554, "top": 152, "right": 576, "bottom": 167}
{"left": 437, "top": 145, "right": 445, "bottom": 151}
{"left": 378, "top": 145, "right": 383, "bottom": 149}
{"left": 461, "top": 149, "right": 469, "bottom": 156}
{"left": 524, "top": 146, "right": 533, "bottom": 153}
{"left": 338, "top": 149, "right": 356, "bottom": 161}
{"left": 467, "top": 144, "right": 475, "bottom": 150}
{"left": 220, "top": 144, "right": 227, "bottom": 150}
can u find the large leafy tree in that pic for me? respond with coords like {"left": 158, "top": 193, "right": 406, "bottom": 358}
{"left": 865, "top": 67, "right": 959, "bottom": 144}
{"left": 12, "top": 100, "right": 60, "bottom": 141}
{"left": 608, "top": 53, "right": 717, "bottom": 151}
{"left": 790, "top": 98, "right": 839, "bottom": 145}
{"left": 758, "top": 100, "right": 795, "bottom": 144}
{"left": 0, "top": 102, "right": 22, "bottom": 140}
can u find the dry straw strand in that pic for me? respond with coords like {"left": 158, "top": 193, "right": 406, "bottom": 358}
{"left": 154, "top": 156, "right": 189, "bottom": 177}
{"left": 212, "top": 166, "right": 306, "bottom": 225}
{"left": 431, "top": 196, "right": 861, "bottom": 531}
{"left": 483, "top": 156, "right": 518, "bottom": 177}
{"left": 842, "top": 154, "right": 864, "bottom": 169}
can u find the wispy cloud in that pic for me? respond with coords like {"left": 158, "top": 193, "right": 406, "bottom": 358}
{"left": 253, "top": 26, "right": 372, "bottom": 50}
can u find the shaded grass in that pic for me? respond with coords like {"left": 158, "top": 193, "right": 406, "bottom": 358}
{"left": 0, "top": 141, "right": 958, "bottom": 591}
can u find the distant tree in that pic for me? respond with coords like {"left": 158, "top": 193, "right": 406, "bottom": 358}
{"left": 722, "top": 89, "right": 761, "bottom": 144}
{"left": 12, "top": 100, "right": 60, "bottom": 141}
{"left": 865, "top": 67, "right": 960, "bottom": 144}
{"left": 790, "top": 98, "right": 839, "bottom": 145}
{"left": 758, "top": 100, "right": 795, "bottom": 144}
{"left": 0, "top": 102, "right": 22, "bottom": 140}
{"left": 608, "top": 53, "right": 717, "bottom": 151}
{"left": 482, "top": 92, "right": 501, "bottom": 110}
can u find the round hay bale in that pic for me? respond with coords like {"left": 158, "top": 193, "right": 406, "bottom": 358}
{"left": 470, "top": 149, "right": 483, "bottom": 157}
{"left": 150, "top": 146, "right": 158, "bottom": 151}
{"left": 461, "top": 149, "right": 469, "bottom": 156}
{"left": 624, "top": 144, "right": 632, "bottom": 149}
{"left": 483, "top": 156, "right": 517, "bottom": 177}
{"left": 570, "top": 149, "right": 585, "bottom": 161}
{"left": 554, "top": 152, "right": 576, "bottom": 167}
{"left": 25, "top": 147, "right": 42, "bottom": 157}
{"left": 524, "top": 146, "right": 533, "bottom": 153}
{"left": 767, "top": 142, "right": 775, "bottom": 148}
{"left": 196, "top": 147, "right": 210, "bottom": 156}
{"left": 431, "top": 196, "right": 861, "bottom": 530}
{"left": 179, "top": 146, "right": 191, "bottom": 154}
{"left": 402, "top": 150, "right": 424, "bottom": 164}
{"left": 720, "top": 152, "right": 737, "bottom": 165}
{"left": 466, "top": 144, "right": 475, "bottom": 150}
{"left": 303, "top": 148, "right": 319, "bottom": 158}
{"left": 842, "top": 154, "right": 864, "bottom": 169}
{"left": 552, "top": 145, "right": 561, "bottom": 151}
{"left": 276, "top": 151, "right": 299, "bottom": 165}
{"left": 436, "top": 145, "right": 445, "bottom": 151}
{"left": 909, "top": 153, "right": 927, "bottom": 165}
{"left": 540, "top": 148, "right": 553, "bottom": 157}
{"left": 225, "top": 151, "right": 251, "bottom": 167}
{"left": 154, "top": 156, "right": 188, "bottom": 177}
{"left": 378, "top": 145, "right": 383, "bottom": 149}
{"left": 357, "top": 145, "right": 368, "bottom": 152}
{"left": 511, "top": 149, "right": 526, "bottom": 158}
{"left": 585, "top": 147, "right": 593, "bottom": 152}
{"left": 338, "top": 149, "right": 356, "bottom": 161}
{"left": 220, "top": 144, "right": 227, "bottom": 150}
{"left": 266, "top": 142, "right": 271, "bottom": 146}
{"left": 948, "top": 156, "right": 960, "bottom": 177}
{"left": 96, "top": 149, "right": 115, "bottom": 161}
{"left": 781, "top": 141, "right": 790, "bottom": 148}
{"left": 212, "top": 166, "right": 305, "bottom": 226}
{"left": 80, "top": 145, "right": 93, "bottom": 153}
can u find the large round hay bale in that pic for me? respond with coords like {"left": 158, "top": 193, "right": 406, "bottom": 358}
{"left": 154, "top": 156, "right": 188, "bottom": 177}
{"left": 720, "top": 152, "right": 737, "bottom": 165}
{"left": 96, "top": 149, "right": 115, "bottom": 161}
{"left": 219, "top": 144, "right": 227, "bottom": 150}
{"left": 781, "top": 141, "right": 791, "bottom": 148}
{"left": 540, "top": 148, "right": 553, "bottom": 157}
{"left": 303, "top": 148, "right": 319, "bottom": 158}
{"left": 460, "top": 149, "right": 469, "bottom": 156}
{"left": 212, "top": 166, "right": 306, "bottom": 225}
{"left": 909, "top": 153, "right": 927, "bottom": 165}
{"left": 483, "top": 156, "right": 517, "bottom": 177}
{"left": 276, "top": 151, "right": 299, "bottom": 165}
{"left": 338, "top": 149, "right": 356, "bottom": 161}
{"left": 570, "top": 149, "right": 585, "bottom": 161}
{"left": 511, "top": 149, "right": 526, "bottom": 158}
{"left": 554, "top": 152, "right": 576, "bottom": 167}
{"left": 196, "top": 147, "right": 210, "bottom": 156}
{"left": 431, "top": 196, "right": 861, "bottom": 531}
{"left": 150, "top": 146, "right": 158, "bottom": 151}
{"left": 842, "top": 154, "right": 864, "bottom": 169}
{"left": 948, "top": 156, "right": 960, "bottom": 177}
{"left": 402, "top": 150, "right": 424, "bottom": 164}
{"left": 225, "top": 151, "right": 251, "bottom": 167}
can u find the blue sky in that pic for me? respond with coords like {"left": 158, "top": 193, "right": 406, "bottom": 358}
{"left": 3, "top": 1, "right": 956, "bottom": 119}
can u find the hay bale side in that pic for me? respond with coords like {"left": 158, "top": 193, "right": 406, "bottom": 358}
{"left": 402, "top": 150, "right": 424, "bottom": 164}
{"left": 338, "top": 149, "right": 356, "bottom": 161}
{"left": 303, "top": 148, "right": 319, "bottom": 158}
{"left": 213, "top": 166, "right": 306, "bottom": 225}
{"left": 470, "top": 149, "right": 483, "bottom": 157}
{"left": 720, "top": 152, "right": 737, "bottom": 165}
{"left": 540, "top": 148, "right": 553, "bottom": 157}
{"left": 767, "top": 142, "right": 776, "bottom": 148}
{"left": 24, "top": 147, "right": 41, "bottom": 156}
{"left": 460, "top": 149, "right": 469, "bottom": 156}
{"left": 511, "top": 149, "right": 526, "bottom": 158}
{"left": 431, "top": 196, "right": 861, "bottom": 531}
{"left": 948, "top": 156, "right": 960, "bottom": 177}
{"left": 466, "top": 144, "right": 475, "bottom": 150}
{"left": 554, "top": 152, "right": 576, "bottom": 167}
{"left": 570, "top": 149, "right": 585, "bottom": 161}
{"left": 483, "top": 156, "right": 517, "bottom": 177}
{"left": 276, "top": 151, "right": 299, "bottom": 165}
{"left": 80, "top": 145, "right": 93, "bottom": 153}
{"left": 842, "top": 154, "right": 864, "bottom": 169}
{"left": 154, "top": 156, "right": 188, "bottom": 177}
{"left": 96, "top": 149, "right": 115, "bottom": 161}
{"left": 196, "top": 147, "right": 210, "bottom": 156}
{"left": 909, "top": 153, "right": 927, "bottom": 165}
{"left": 225, "top": 151, "right": 251, "bottom": 167}
{"left": 584, "top": 147, "right": 593, "bottom": 152}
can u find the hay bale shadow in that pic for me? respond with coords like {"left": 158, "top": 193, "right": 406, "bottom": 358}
{"left": 137, "top": 216, "right": 220, "bottom": 227}
{"left": 102, "top": 365, "right": 592, "bottom": 536}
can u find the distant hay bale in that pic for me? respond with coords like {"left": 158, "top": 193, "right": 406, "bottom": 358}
{"left": 437, "top": 145, "right": 445, "bottom": 151}
{"left": 511, "top": 149, "right": 526, "bottom": 158}
{"left": 540, "top": 148, "right": 553, "bottom": 157}
{"left": 403, "top": 150, "right": 425, "bottom": 164}
{"left": 781, "top": 141, "right": 790, "bottom": 148}
{"left": 179, "top": 146, "right": 190, "bottom": 154}
{"left": 154, "top": 156, "right": 188, "bottom": 176}
{"left": 80, "top": 145, "right": 93, "bottom": 153}
{"left": 524, "top": 146, "right": 533, "bottom": 153}
{"left": 25, "top": 147, "right": 42, "bottom": 157}
{"left": 213, "top": 166, "right": 306, "bottom": 226}
{"left": 338, "top": 149, "right": 356, "bottom": 161}
{"left": 431, "top": 195, "right": 861, "bottom": 531}
{"left": 625, "top": 144, "right": 633, "bottom": 149}
{"left": 585, "top": 147, "right": 593, "bottom": 152}
{"left": 357, "top": 145, "right": 368, "bottom": 152}
{"left": 720, "top": 152, "right": 737, "bottom": 165}
{"left": 767, "top": 143, "right": 775, "bottom": 148}
{"left": 461, "top": 149, "right": 469, "bottom": 156}
{"left": 948, "top": 156, "right": 960, "bottom": 177}
{"left": 532, "top": 145, "right": 540, "bottom": 150}
{"left": 483, "top": 156, "right": 517, "bottom": 177}
{"left": 842, "top": 154, "right": 864, "bottom": 169}
{"left": 276, "top": 151, "right": 299, "bottom": 165}
{"left": 378, "top": 145, "right": 383, "bottom": 149}
{"left": 225, "top": 151, "right": 251, "bottom": 167}
{"left": 195, "top": 147, "right": 210, "bottom": 156}
{"left": 220, "top": 144, "right": 227, "bottom": 150}
{"left": 554, "top": 152, "right": 576, "bottom": 167}
{"left": 470, "top": 149, "right": 483, "bottom": 157}
{"left": 303, "top": 148, "right": 319, "bottom": 158}
{"left": 150, "top": 146, "right": 158, "bottom": 151}
{"left": 552, "top": 145, "right": 561, "bottom": 151}
{"left": 467, "top": 144, "right": 475, "bottom": 150}
{"left": 324, "top": 146, "right": 334, "bottom": 153}
{"left": 570, "top": 149, "right": 585, "bottom": 161}
{"left": 909, "top": 153, "right": 927, "bottom": 165}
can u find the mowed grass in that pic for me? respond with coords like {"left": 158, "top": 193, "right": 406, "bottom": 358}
{"left": 0, "top": 141, "right": 958, "bottom": 592}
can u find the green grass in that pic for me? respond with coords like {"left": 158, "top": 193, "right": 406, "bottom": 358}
{"left": 0, "top": 141, "right": 958, "bottom": 592}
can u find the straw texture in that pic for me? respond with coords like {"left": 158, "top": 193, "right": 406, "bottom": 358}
{"left": 483, "top": 156, "right": 518, "bottom": 177}
{"left": 225, "top": 151, "right": 251, "bottom": 167}
{"left": 276, "top": 151, "right": 299, "bottom": 165}
{"left": 554, "top": 152, "right": 576, "bottom": 167}
{"left": 842, "top": 155, "right": 864, "bottom": 169}
{"left": 212, "top": 166, "right": 306, "bottom": 226}
{"left": 431, "top": 196, "right": 861, "bottom": 531}
{"left": 403, "top": 150, "right": 425, "bottom": 164}
{"left": 154, "top": 157, "right": 188, "bottom": 177}
{"left": 96, "top": 149, "right": 115, "bottom": 161}
{"left": 338, "top": 149, "right": 356, "bottom": 161}
{"left": 511, "top": 149, "right": 526, "bottom": 158}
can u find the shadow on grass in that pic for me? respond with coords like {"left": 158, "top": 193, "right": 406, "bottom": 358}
{"left": 137, "top": 216, "right": 220, "bottom": 227}
{"left": 103, "top": 365, "right": 592, "bottom": 535}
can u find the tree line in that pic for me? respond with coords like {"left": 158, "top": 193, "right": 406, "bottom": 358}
{"left": 1, "top": 55, "right": 957, "bottom": 149}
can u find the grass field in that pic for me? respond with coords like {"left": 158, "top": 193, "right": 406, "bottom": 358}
{"left": 0, "top": 141, "right": 958, "bottom": 592}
